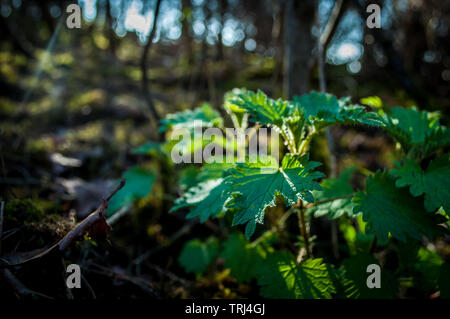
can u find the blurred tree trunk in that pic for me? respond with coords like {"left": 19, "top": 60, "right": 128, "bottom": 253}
{"left": 283, "top": 0, "right": 316, "bottom": 98}
{"left": 0, "top": 16, "right": 34, "bottom": 59}
{"left": 106, "top": 0, "right": 116, "bottom": 56}
{"left": 181, "top": 0, "right": 194, "bottom": 64}
{"left": 141, "top": 0, "right": 163, "bottom": 126}
{"left": 270, "top": 1, "right": 284, "bottom": 91}
{"left": 36, "top": 1, "right": 55, "bottom": 35}
{"left": 215, "top": 0, "right": 228, "bottom": 61}
{"left": 351, "top": 0, "right": 429, "bottom": 107}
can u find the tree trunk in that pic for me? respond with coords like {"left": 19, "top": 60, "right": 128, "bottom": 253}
{"left": 283, "top": 0, "right": 316, "bottom": 98}
{"left": 141, "top": 0, "right": 163, "bottom": 126}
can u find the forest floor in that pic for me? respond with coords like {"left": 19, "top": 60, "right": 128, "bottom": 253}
{"left": 0, "top": 38, "right": 398, "bottom": 299}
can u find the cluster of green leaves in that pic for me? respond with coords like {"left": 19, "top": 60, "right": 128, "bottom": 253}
{"left": 132, "top": 88, "right": 450, "bottom": 299}
{"left": 377, "top": 107, "right": 449, "bottom": 159}
{"left": 170, "top": 90, "right": 387, "bottom": 238}
{"left": 177, "top": 233, "right": 401, "bottom": 299}
{"left": 172, "top": 154, "right": 324, "bottom": 238}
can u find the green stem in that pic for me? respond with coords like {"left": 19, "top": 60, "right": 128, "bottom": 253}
{"left": 279, "top": 127, "right": 296, "bottom": 154}
{"left": 305, "top": 193, "right": 355, "bottom": 209}
{"left": 298, "top": 129, "right": 317, "bottom": 155}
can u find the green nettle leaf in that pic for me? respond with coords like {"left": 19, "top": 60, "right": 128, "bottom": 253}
{"left": 159, "top": 103, "right": 223, "bottom": 132}
{"left": 307, "top": 167, "right": 358, "bottom": 219}
{"left": 178, "top": 237, "right": 219, "bottom": 275}
{"left": 392, "top": 155, "right": 450, "bottom": 213}
{"left": 178, "top": 162, "right": 234, "bottom": 192}
{"left": 343, "top": 253, "right": 398, "bottom": 299}
{"left": 107, "top": 166, "right": 155, "bottom": 216}
{"left": 352, "top": 171, "right": 442, "bottom": 243}
{"left": 379, "top": 107, "right": 449, "bottom": 158}
{"left": 293, "top": 91, "right": 382, "bottom": 129}
{"left": 257, "top": 252, "right": 336, "bottom": 299}
{"left": 196, "top": 162, "right": 234, "bottom": 182}
{"left": 178, "top": 166, "right": 201, "bottom": 191}
{"left": 438, "top": 263, "right": 450, "bottom": 299}
{"left": 326, "top": 265, "right": 359, "bottom": 299}
{"left": 172, "top": 155, "right": 323, "bottom": 238}
{"left": 413, "top": 247, "right": 444, "bottom": 293}
{"left": 223, "top": 88, "right": 249, "bottom": 129}
{"left": 131, "top": 142, "right": 163, "bottom": 155}
{"left": 220, "top": 233, "right": 266, "bottom": 283}
{"left": 233, "top": 89, "right": 290, "bottom": 127}
{"left": 170, "top": 178, "right": 232, "bottom": 222}
{"left": 388, "top": 107, "right": 438, "bottom": 144}
{"left": 227, "top": 154, "right": 324, "bottom": 238}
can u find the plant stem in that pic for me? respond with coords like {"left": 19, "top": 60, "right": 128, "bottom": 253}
{"left": 279, "top": 127, "right": 296, "bottom": 154}
{"left": 305, "top": 193, "right": 355, "bottom": 209}
{"left": 297, "top": 201, "right": 311, "bottom": 260}
{"left": 298, "top": 129, "right": 316, "bottom": 155}
{"left": 369, "top": 234, "right": 377, "bottom": 254}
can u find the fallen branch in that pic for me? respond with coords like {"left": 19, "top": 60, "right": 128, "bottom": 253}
{"left": 87, "top": 262, "right": 158, "bottom": 298}
{"left": 2, "top": 268, "right": 52, "bottom": 299}
{"left": 0, "top": 201, "right": 4, "bottom": 257}
{"left": 0, "top": 180, "right": 125, "bottom": 267}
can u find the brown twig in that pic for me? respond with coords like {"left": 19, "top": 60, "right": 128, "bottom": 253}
{"left": 0, "top": 180, "right": 125, "bottom": 267}
{"left": 0, "top": 201, "right": 4, "bottom": 257}
{"left": 145, "top": 261, "right": 191, "bottom": 286}
{"left": 2, "top": 268, "right": 52, "bottom": 299}
{"left": 141, "top": 0, "right": 163, "bottom": 125}
{"left": 88, "top": 262, "right": 158, "bottom": 297}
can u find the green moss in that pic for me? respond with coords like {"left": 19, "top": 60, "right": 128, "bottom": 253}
{"left": 4, "top": 199, "right": 61, "bottom": 229}
{"left": 5, "top": 199, "right": 45, "bottom": 228}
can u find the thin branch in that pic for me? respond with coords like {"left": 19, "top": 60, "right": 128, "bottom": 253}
{"left": 87, "top": 262, "right": 158, "bottom": 297}
{"left": 141, "top": 0, "right": 163, "bottom": 124}
{"left": 58, "top": 179, "right": 125, "bottom": 251}
{"left": 296, "top": 247, "right": 306, "bottom": 264}
{"left": 320, "top": 0, "right": 347, "bottom": 50}
{"left": 297, "top": 202, "right": 311, "bottom": 259}
{"left": 81, "top": 273, "right": 97, "bottom": 299}
{"left": 0, "top": 201, "right": 4, "bottom": 257}
{"left": 305, "top": 193, "right": 355, "bottom": 209}
{"left": 2, "top": 269, "right": 52, "bottom": 299}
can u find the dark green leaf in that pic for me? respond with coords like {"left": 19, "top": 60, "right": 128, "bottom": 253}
{"left": 220, "top": 233, "right": 266, "bottom": 283}
{"left": 257, "top": 252, "right": 336, "bottom": 299}
{"left": 227, "top": 154, "right": 324, "bottom": 238}
{"left": 308, "top": 167, "right": 358, "bottom": 219}
{"left": 178, "top": 237, "right": 219, "bottom": 275}
{"left": 107, "top": 166, "right": 154, "bottom": 215}
{"left": 352, "top": 171, "right": 441, "bottom": 243}
{"left": 343, "top": 253, "right": 398, "bottom": 298}
{"left": 392, "top": 155, "right": 450, "bottom": 212}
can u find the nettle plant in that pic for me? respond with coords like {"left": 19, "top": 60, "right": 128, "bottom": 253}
{"left": 155, "top": 89, "right": 450, "bottom": 298}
